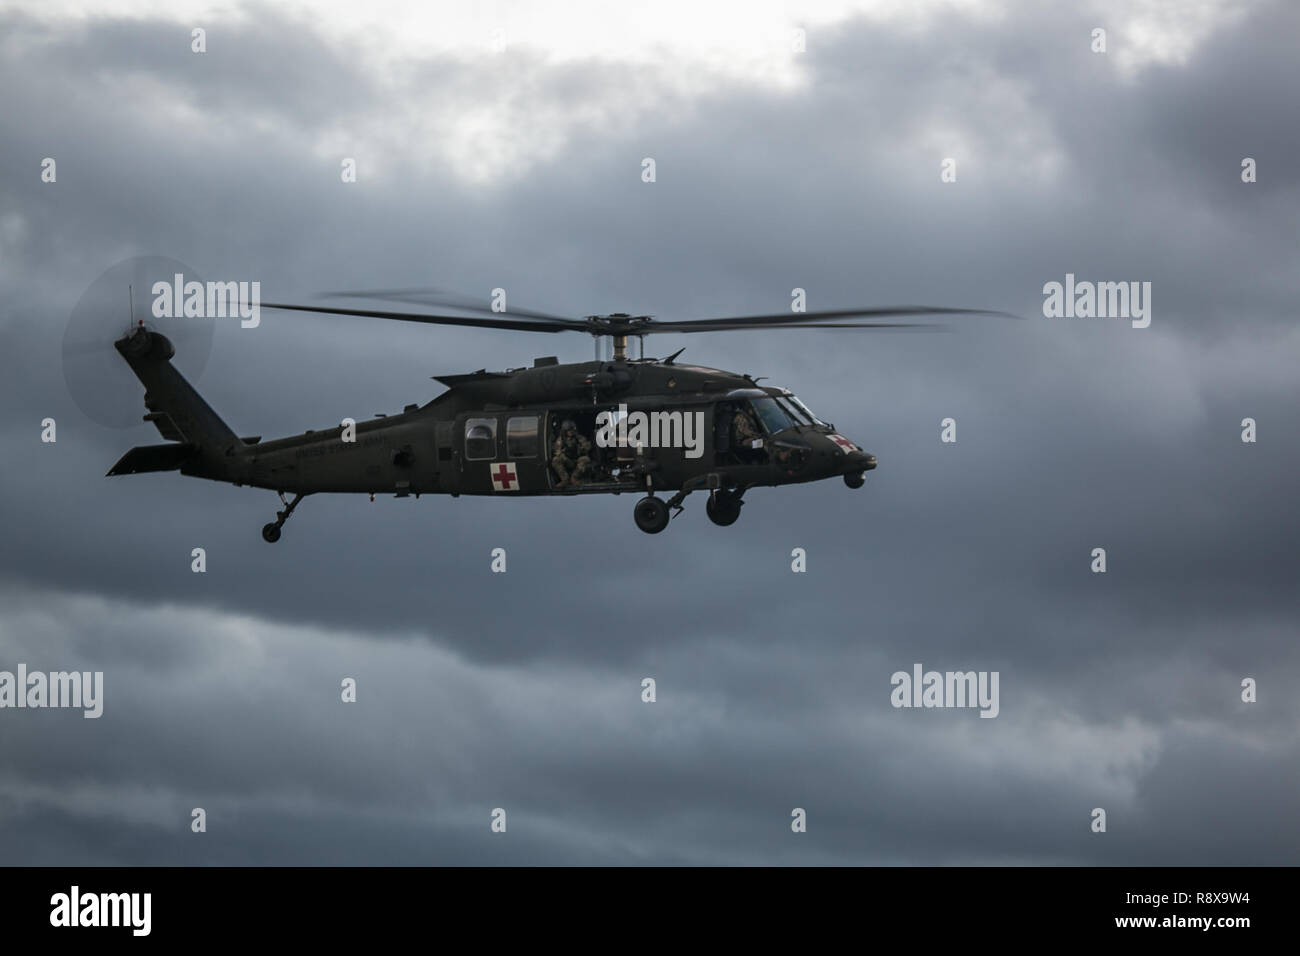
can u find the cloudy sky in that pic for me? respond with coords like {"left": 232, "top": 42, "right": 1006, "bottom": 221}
{"left": 1, "top": 0, "right": 1297, "bottom": 865}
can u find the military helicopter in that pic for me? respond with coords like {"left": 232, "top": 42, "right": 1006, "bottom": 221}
{"left": 103, "top": 288, "right": 1004, "bottom": 540}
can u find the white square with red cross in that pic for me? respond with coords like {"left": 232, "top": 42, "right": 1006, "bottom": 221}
{"left": 491, "top": 462, "right": 520, "bottom": 492}
{"left": 828, "top": 434, "right": 858, "bottom": 452}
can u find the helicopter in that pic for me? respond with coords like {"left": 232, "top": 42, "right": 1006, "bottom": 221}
{"left": 103, "top": 289, "right": 1004, "bottom": 540}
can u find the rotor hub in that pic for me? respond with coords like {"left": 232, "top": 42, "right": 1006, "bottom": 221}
{"left": 585, "top": 314, "right": 654, "bottom": 360}
{"left": 585, "top": 313, "right": 653, "bottom": 333}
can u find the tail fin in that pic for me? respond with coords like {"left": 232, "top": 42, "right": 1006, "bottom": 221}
{"left": 110, "top": 327, "right": 240, "bottom": 469}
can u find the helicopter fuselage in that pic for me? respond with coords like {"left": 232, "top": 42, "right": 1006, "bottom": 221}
{"left": 108, "top": 329, "right": 876, "bottom": 538}
{"left": 220, "top": 358, "right": 875, "bottom": 499}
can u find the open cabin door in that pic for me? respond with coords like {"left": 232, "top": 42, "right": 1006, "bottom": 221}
{"left": 545, "top": 408, "right": 644, "bottom": 491}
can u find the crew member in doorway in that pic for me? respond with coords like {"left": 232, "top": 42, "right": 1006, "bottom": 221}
{"left": 551, "top": 419, "right": 593, "bottom": 486}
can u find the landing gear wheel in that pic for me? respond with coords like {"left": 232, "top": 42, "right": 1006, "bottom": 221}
{"left": 706, "top": 489, "right": 742, "bottom": 526}
{"left": 634, "top": 496, "right": 670, "bottom": 534}
{"left": 844, "top": 471, "right": 866, "bottom": 489}
{"left": 261, "top": 491, "right": 305, "bottom": 543}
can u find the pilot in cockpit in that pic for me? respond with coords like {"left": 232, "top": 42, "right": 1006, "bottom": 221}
{"left": 731, "top": 404, "right": 764, "bottom": 461}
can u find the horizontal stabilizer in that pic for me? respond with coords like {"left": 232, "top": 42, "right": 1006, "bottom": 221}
{"left": 107, "top": 443, "right": 197, "bottom": 476}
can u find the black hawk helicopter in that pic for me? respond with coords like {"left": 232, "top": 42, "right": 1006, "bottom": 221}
{"left": 104, "top": 289, "right": 1003, "bottom": 540}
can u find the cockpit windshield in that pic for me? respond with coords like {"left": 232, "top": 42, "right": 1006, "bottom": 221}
{"left": 750, "top": 397, "right": 796, "bottom": 434}
{"left": 773, "top": 396, "right": 809, "bottom": 425}
{"left": 782, "top": 393, "right": 825, "bottom": 426}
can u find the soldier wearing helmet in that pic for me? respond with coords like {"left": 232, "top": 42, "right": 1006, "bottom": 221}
{"left": 552, "top": 418, "right": 593, "bottom": 486}
{"left": 732, "top": 405, "right": 762, "bottom": 444}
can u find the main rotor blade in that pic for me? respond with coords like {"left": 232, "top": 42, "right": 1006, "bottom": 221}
{"left": 650, "top": 305, "right": 1014, "bottom": 333}
{"left": 652, "top": 320, "right": 949, "bottom": 333}
{"left": 262, "top": 301, "right": 586, "bottom": 333}
{"left": 320, "top": 287, "right": 578, "bottom": 323}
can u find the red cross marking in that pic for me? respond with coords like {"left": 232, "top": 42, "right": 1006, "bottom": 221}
{"left": 493, "top": 464, "right": 517, "bottom": 489}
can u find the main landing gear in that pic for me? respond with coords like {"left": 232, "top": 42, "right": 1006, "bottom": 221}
{"left": 705, "top": 488, "right": 743, "bottom": 526}
{"left": 633, "top": 483, "right": 746, "bottom": 533}
{"left": 261, "top": 491, "right": 306, "bottom": 543}
{"left": 633, "top": 495, "right": 670, "bottom": 534}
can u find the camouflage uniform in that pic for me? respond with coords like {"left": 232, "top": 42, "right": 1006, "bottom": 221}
{"left": 732, "top": 408, "right": 763, "bottom": 447}
{"left": 552, "top": 427, "right": 593, "bottom": 485}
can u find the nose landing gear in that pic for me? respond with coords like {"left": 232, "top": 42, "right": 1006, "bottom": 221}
{"left": 843, "top": 471, "right": 865, "bottom": 489}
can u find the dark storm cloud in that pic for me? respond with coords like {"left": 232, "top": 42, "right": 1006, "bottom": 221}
{"left": 1, "top": 1, "right": 1297, "bottom": 864}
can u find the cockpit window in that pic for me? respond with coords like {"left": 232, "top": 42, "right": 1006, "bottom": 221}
{"left": 774, "top": 396, "right": 809, "bottom": 424}
{"left": 750, "top": 397, "right": 796, "bottom": 434}
{"left": 785, "top": 394, "right": 825, "bottom": 426}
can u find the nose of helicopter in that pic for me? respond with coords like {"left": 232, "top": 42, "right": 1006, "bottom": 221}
{"left": 830, "top": 441, "right": 874, "bottom": 489}
{"left": 822, "top": 433, "right": 874, "bottom": 470}
{"left": 841, "top": 449, "right": 875, "bottom": 473}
